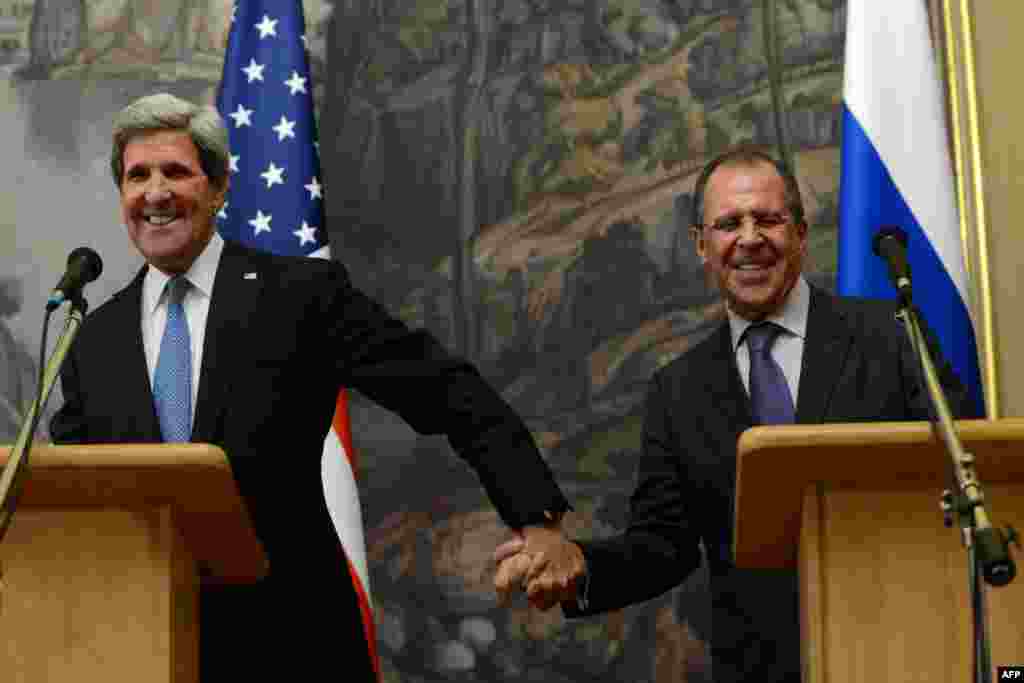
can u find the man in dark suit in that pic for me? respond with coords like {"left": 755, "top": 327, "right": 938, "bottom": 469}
{"left": 49, "top": 92, "right": 581, "bottom": 681}
{"left": 493, "top": 146, "right": 976, "bottom": 681}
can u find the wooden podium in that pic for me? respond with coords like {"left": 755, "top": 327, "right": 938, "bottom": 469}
{"left": 0, "top": 444, "right": 266, "bottom": 683}
{"left": 734, "top": 419, "right": 1024, "bottom": 682}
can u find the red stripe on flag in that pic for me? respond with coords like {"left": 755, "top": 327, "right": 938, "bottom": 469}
{"left": 332, "top": 389, "right": 376, "bottom": 677}
{"left": 347, "top": 557, "right": 381, "bottom": 681}
{"left": 332, "top": 389, "right": 358, "bottom": 475}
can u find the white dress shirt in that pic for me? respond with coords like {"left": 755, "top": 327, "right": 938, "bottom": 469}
{"left": 727, "top": 276, "right": 810, "bottom": 406}
{"left": 141, "top": 233, "right": 225, "bottom": 424}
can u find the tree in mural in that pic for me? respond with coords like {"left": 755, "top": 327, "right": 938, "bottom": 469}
{"left": 322, "top": 0, "right": 383, "bottom": 182}
{"left": 763, "top": 0, "right": 793, "bottom": 170}
{"left": 0, "top": 278, "right": 49, "bottom": 442}
{"left": 25, "top": 0, "right": 82, "bottom": 72}
{"left": 451, "top": 0, "right": 492, "bottom": 359}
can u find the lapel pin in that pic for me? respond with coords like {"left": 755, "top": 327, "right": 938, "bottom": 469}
{"left": 243, "top": 272, "right": 258, "bottom": 280}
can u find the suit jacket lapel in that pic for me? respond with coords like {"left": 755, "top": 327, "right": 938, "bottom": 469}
{"left": 703, "top": 321, "right": 753, "bottom": 433}
{"left": 191, "top": 241, "right": 264, "bottom": 443}
{"left": 108, "top": 267, "right": 162, "bottom": 441}
{"left": 795, "top": 286, "right": 853, "bottom": 424}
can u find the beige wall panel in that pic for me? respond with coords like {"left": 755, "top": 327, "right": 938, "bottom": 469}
{"left": 963, "top": 2, "right": 1024, "bottom": 417}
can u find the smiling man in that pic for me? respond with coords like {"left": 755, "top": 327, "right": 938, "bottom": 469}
{"left": 493, "top": 146, "right": 977, "bottom": 682}
{"left": 693, "top": 151, "right": 807, "bottom": 321}
{"left": 117, "top": 126, "right": 228, "bottom": 274}
{"left": 51, "top": 92, "right": 580, "bottom": 681}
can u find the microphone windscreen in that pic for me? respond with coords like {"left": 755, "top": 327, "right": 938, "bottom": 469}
{"left": 871, "top": 226, "right": 908, "bottom": 256}
{"left": 68, "top": 247, "right": 103, "bottom": 283}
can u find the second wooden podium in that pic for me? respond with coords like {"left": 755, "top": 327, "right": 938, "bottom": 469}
{"left": 0, "top": 443, "right": 266, "bottom": 683}
{"left": 734, "top": 418, "right": 1024, "bottom": 683}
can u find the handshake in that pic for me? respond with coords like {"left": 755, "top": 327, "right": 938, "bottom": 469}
{"left": 492, "top": 520, "right": 588, "bottom": 610}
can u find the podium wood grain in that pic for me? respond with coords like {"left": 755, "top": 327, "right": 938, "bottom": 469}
{"left": 0, "top": 444, "right": 265, "bottom": 683}
{"left": 736, "top": 419, "right": 1024, "bottom": 683}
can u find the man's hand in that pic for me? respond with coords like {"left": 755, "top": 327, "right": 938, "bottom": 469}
{"left": 492, "top": 522, "right": 587, "bottom": 611}
{"left": 493, "top": 532, "right": 529, "bottom": 606}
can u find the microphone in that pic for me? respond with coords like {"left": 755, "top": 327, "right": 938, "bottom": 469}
{"left": 46, "top": 247, "right": 103, "bottom": 311}
{"left": 872, "top": 226, "right": 912, "bottom": 303}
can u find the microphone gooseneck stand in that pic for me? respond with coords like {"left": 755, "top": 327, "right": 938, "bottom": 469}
{"left": 0, "top": 245, "right": 100, "bottom": 607}
{"left": 0, "top": 296, "right": 89, "bottom": 546}
{"left": 897, "top": 296, "right": 1017, "bottom": 683}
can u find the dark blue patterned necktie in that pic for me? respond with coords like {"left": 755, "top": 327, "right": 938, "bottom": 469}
{"left": 744, "top": 321, "right": 795, "bottom": 425}
{"left": 153, "top": 276, "right": 192, "bottom": 442}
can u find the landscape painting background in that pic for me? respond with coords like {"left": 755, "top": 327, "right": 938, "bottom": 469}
{"left": 0, "top": 1, "right": 907, "bottom": 681}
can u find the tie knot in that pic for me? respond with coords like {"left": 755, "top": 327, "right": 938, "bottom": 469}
{"left": 744, "top": 321, "right": 785, "bottom": 355}
{"left": 165, "top": 276, "right": 191, "bottom": 305}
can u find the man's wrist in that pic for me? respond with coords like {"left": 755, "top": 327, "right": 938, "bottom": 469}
{"left": 520, "top": 509, "right": 566, "bottom": 532}
{"left": 543, "top": 509, "right": 565, "bottom": 525}
{"left": 574, "top": 561, "right": 590, "bottom": 611}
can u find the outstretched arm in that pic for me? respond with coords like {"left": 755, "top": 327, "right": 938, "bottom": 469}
{"left": 495, "top": 370, "right": 705, "bottom": 616}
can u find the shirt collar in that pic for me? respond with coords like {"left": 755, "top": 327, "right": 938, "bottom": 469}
{"left": 142, "top": 232, "right": 224, "bottom": 315}
{"left": 728, "top": 276, "right": 810, "bottom": 351}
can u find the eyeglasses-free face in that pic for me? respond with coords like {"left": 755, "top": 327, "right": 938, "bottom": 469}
{"left": 120, "top": 130, "right": 227, "bottom": 275}
{"left": 694, "top": 161, "right": 807, "bottom": 320}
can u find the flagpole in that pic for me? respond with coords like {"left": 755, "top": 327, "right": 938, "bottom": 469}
{"left": 939, "top": 0, "right": 970, "bottom": 281}
{"left": 951, "top": 0, "right": 999, "bottom": 418}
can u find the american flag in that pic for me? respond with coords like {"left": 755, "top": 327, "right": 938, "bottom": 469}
{"left": 216, "top": 1, "right": 325, "bottom": 258}
{"left": 215, "top": 2, "right": 379, "bottom": 678}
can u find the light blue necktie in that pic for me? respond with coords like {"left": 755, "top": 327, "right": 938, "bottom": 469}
{"left": 153, "top": 276, "right": 192, "bottom": 442}
{"left": 745, "top": 321, "right": 795, "bottom": 425}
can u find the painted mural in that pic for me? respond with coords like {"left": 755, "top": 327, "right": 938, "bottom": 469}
{"left": 3, "top": 1, "right": 860, "bottom": 681}
{"left": 321, "top": 4, "right": 844, "bottom": 681}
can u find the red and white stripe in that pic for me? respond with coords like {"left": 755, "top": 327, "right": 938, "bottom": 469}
{"left": 313, "top": 246, "right": 379, "bottom": 680}
{"left": 321, "top": 391, "right": 379, "bottom": 679}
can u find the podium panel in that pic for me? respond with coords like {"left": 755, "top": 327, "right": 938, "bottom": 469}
{"left": 799, "top": 483, "right": 1024, "bottom": 683}
{"left": 1, "top": 507, "right": 197, "bottom": 682}
{"left": 735, "top": 419, "right": 1024, "bottom": 683}
{"left": 0, "top": 444, "right": 265, "bottom": 683}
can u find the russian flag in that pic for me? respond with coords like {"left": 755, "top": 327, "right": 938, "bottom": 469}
{"left": 838, "top": 1, "right": 984, "bottom": 414}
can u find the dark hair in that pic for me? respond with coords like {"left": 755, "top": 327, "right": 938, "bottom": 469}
{"left": 690, "top": 145, "right": 806, "bottom": 229}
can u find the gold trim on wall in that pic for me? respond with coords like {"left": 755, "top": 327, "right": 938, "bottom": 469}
{"left": 940, "top": 0, "right": 999, "bottom": 418}
{"left": 940, "top": 1, "right": 970, "bottom": 280}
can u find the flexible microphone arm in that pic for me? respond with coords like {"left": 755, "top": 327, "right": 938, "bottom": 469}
{"left": 871, "top": 226, "right": 1014, "bottom": 583}
{"left": 901, "top": 304, "right": 1016, "bottom": 584}
{"left": 0, "top": 305, "right": 85, "bottom": 545}
{"left": 897, "top": 300, "right": 1015, "bottom": 683}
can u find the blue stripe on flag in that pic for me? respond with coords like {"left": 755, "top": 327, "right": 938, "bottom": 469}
{"left": 838, "top": 106, "right": 984, "bottom": 413}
